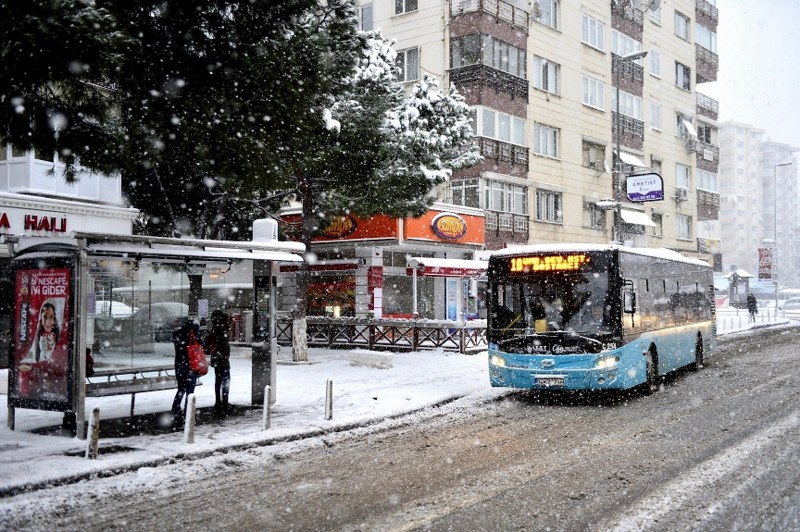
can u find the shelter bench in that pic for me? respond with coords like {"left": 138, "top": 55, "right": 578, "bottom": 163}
{"left": 85, "top": 365, "right": 180, "bottom": 416}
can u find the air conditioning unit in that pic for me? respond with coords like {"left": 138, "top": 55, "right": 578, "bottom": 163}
{"left": 675, "top": 187, "right": 689, "bottom": 202}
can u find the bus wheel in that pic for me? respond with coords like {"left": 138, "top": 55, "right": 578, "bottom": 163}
{"left": 644, "top": 349, "right": 659, "bottom": 395}
{"left": 692, "top": 336, "right": 704, "bottom": 371}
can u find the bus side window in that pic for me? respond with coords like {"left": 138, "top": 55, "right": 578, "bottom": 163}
{"left": 624, "top": 291, "right": 636, "bottom": 313}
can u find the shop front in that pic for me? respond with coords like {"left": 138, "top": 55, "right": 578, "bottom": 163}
{"left": 280, "top": 203, "right": 486, "bottom": 321}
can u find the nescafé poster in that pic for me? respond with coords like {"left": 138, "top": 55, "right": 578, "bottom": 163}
{"left": 12, "top": 266, "right": 72, "bottom": 407}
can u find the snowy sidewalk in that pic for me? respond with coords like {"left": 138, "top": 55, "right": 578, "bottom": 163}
{"left": 0, "top": 346, "right": 497, "bottom": 495}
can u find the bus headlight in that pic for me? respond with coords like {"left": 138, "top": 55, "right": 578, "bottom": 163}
{"left": 594, "top": 356, "right": 620, "bottom": 369}
{"left": 490, "top": 355, "right": 506, "bottom": 368}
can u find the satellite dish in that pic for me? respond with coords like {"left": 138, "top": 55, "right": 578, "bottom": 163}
{"left": 649, "top": 0, "right": 661, "bottom": 10}
{"left": 604, "top": 161, "right": 612, "bottom": 174}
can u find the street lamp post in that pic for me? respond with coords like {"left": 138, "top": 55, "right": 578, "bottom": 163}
{"left": 772, "top": 160, "right": 793, "bottom": 310}
{"left": 613, "top": 50, "right": 647, "bottom": 244}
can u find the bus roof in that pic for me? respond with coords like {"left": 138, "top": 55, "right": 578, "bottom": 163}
{"left": 488, "top": 243, "right": 711, "bottom": 268}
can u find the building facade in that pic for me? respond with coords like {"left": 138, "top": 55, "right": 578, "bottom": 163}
{"left": 289, "top": 0, "right": 723, "bottom": 318}
{"left": 358, "top": 0, "right": 720, "bottom": 259}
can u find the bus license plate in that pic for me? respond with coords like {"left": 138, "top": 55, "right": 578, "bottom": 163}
{"left": 534, "top": 376, "right": 564, "bottom": 387}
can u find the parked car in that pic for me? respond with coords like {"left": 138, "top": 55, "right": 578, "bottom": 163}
{"left": 128, "top": 302, "right": 190, "bottom": 343}
{"left": 780, "top": 297, "right": 800, "bottom": 312}
{"left": 93, "top": 300, "right": 137, "bottom": 332}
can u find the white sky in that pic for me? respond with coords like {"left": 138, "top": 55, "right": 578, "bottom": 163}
{"left": 702, "top": 0, "right": 800, "bottom": 146}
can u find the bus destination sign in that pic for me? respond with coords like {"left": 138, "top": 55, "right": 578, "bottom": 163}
{"left": 509, "top": 253, "right": 590, "bottom": 273}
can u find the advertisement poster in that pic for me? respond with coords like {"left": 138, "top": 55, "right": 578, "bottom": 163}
{"left": 11, "top": 266, "right": 72, "bottom": 408}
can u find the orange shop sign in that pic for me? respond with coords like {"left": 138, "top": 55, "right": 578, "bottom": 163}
{"left": 404, "top": 210, "right": 484, "bottom": 245}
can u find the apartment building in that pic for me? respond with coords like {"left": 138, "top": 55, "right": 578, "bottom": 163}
{"left": 363, "top": 0, "right": 720, "bottom": 262}
{"left": 718, "top": 122, "right": 799, "bottom": 288}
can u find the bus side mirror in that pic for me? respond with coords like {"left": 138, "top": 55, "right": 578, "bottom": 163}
{"left": 624, "top": 291, "right": 636, "bottom": 314}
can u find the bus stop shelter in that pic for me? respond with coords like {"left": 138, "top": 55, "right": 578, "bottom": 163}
{"left": 5, "top": 226, "right": 304, "bottom": 438}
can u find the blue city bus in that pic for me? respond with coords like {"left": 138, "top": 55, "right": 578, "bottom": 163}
{"left": 487, "top": 244, "right": 716, "bottom": 394}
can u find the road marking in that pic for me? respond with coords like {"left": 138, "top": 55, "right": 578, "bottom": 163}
{"left": 610, "top": 411, "right": 800, "bottom": 531}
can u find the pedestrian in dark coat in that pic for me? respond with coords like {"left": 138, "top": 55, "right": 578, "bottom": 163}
{"left": 171, "top": 318, "right": 202, "bottom": 419}
{"left": 206, "top": 309, "right": 232, "bottom": 414}
{"left": 746, "top": 293, "right": 758, "bottom": 322}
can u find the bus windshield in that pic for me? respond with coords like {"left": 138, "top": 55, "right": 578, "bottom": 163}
{"left": 490, "top": 271, "right": 616, "bottom": 341}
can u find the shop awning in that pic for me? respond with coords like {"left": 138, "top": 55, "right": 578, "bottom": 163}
{"left": 618, "top": 151, "right": 648, "bottom": 168}
{"left": 619, "top": 209, "right": 656, "bottom": 227}
{"left": 406, "top": 257, "right": 488, "bottom": 278}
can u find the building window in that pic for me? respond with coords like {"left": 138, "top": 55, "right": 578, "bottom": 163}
{"left": 651, "top": 213, "right": 663, "bottom": 238}
{"left": 649, "top": 48, "right": 661, "bottom": 77}
{"left": 651, "top": 157, "right": 662, "bottom": 175}
{"left": 611, "top": 30, "right": 642, "bottom": 58}
{"left": 450, "top": 34, "right": 481, "bottom": 68}
{"left": 583, "top": 200, "right": 606, "bottom": 230}
{"left": 359, "top": 4, "right": 373, "bottom": 31}
{"left": 582, "top": 14, "right": 605, "bottom": 51}
{"left": 533, "top": 123, "right": 559, "bottom": 158}
{"left": 676, "top": 163, "right": 691, "bottom": 189}
{"left": 650, "top": 102, "right": 662, "bottom": 130}
{"left": 581, "top": 75, "right": 604, "bottom": 110}
{"left": 697, "top": 170, "right": 717, "bottom": 192}
{"left": 676, "top": 114, "right": 695, "bottom": 138}
{"left": 397, "top": 47, "right": 419, "bottom": 82}
{"left": 675, "top": 11, "right": 690, "bottom": 41}
{"left": 485, "top": 180, "right": 528, "bottom": 215}
{"left": 581, "top": 140, "right": 605, "bottom": 169}
{"left": 697, "top": 123, "right": 713, "bottom": 144}
{"left": 533, "top": 56, "right": 559, "bottom": 94}
{"left": 650, "top": 5, "right": 662, "bottom": 25}
{"left": 477, "top": 107, "right": 526, "bottom": 146}
{"left": 536, "top": 0, "right": 559, "bottom": 29}
{"left": 675, "top": 62, "right": 691, "bottom": 91}
{"left": 449, "top": 179, "right": 480, "bottom": 208}
{"left": 395, "top": 0, "right": 418, "bottom": 15}
{"left": 676, "top": 214, "right": 692, "bottom": 240}
{"left": 696, "top": 24, "right": 717, "bottom": 53}
{"left": 536, "top": 190, "right": 563, "bottom": 223}
{"left": 450, "top": 35, "right": 526, "bottom": 79}
{"left": 612, "top": 90, "right": 643, "bottom": 120}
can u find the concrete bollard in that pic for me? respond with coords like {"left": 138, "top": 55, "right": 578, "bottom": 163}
{"left": 325, "top": 379, "right": 333, "bottom": 420}
{"left": 86, "top": 408, "right": 101, "bottom": 459}
{"left": 262, "top": 385, "right": 272, "bottom": 430}
{"left": 184, "top": 394, "right": 196, "bottom": 444}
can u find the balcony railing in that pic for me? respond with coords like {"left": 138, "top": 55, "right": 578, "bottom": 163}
{"left": 449, "top": 63, "right": 529, "bottom": 100}
{"left": 485, "top": 211, "right": 528, "bottom": 237}
{"left": 449, "top": 0, "right": 529, "bottom": 31}
{"left": 477, "top": 137, "right": 529, "bottom": 168}
{"left": 612, "top": 112, "right": 645, "bottom": 138}
{"left": 696, "top": 92, "right": 719, "bottom": 118}
{"left": 611, "top": 2, "right": 644, "bottom": 26}
{"left": 695, "top": 44, "right": 719, "bottom": 69}
{"left": 696, "top": 0, "right": 719, "bottom": 22}
{"left": 612, "top": 55, "right": 645, "bottom": 82}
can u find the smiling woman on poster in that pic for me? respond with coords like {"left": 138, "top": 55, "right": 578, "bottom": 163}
{"left": 33, "top": 300, "right": 60, "bottom": 363}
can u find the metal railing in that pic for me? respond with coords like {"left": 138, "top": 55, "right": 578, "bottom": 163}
{"left": 450, "top": 0, "right": 529, "bottom": 31}
{"left": 277, "top": 317, "right": 487, "bottom": 354}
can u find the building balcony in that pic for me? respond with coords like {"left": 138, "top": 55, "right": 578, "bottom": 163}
{"left": 449, "top": 0, "right": 529, "bottom": 32}
{"left": 476, "top": 138, "right": 528, "bottom": 169}
{"left": 611, "top": 1, "right": 643, "bottom": 39}
{"left": 697, "top": 189, "right": 720, "bottom": 221}
{"left": 695, "top": 44, "right": 718, "bottom": 83}
{"left": 612, "top": 54, "right": 645, "bottom": 83}
{"left": 484, "top": 211, "right": 528, "bottom": 247}
{"left": 696, "top": 0, "right": 719, "bottom": 24}
{"left": 696, "top": 92, "right": 719, "bottom": 120}
{"left": 449, "top": 63, "right": 528, "bottom": 101}
{"left": 612, "top": 112, "right": 645, "bottom": 151}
